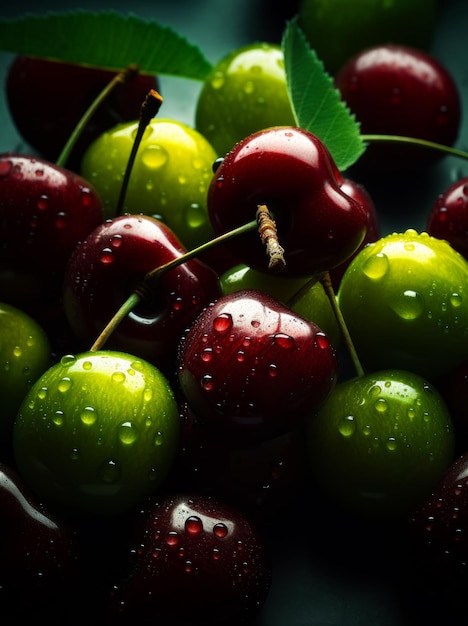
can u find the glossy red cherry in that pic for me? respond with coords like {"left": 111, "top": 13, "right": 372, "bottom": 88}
{"left": 6, "top": 56, "right": 159, "bottom": 169}
{"left": 177, "top": 289, "right": 338, "bottom": 443}
{"left": 0, "top": 153, "right": 104, "bottom": 310}
{"left": 107, "top": 492, "right": 271, "bottom": 625}
{"left": 207, "top": 126, "right": 368, "bottom": 277}
{"left": 63, "top": 214, "right": 221, "bottom": 371}
{"left": 335, "top": 44, "right": 461, "bottom": 170}
{"left": 426, "top": 176, "right": 468, "bottom": 260}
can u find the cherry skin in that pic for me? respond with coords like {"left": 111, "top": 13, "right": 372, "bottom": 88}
{"left": 298, "top": 0, "right": 436, "bottom": 74}
{"left": 62, "top": 214, "right": 221, "bottom": 372}
{"left": 207, "top": 126, "right": 369, "bottom": 277}
{"left": 81, "top": 118, "right": 218, "bottom": 250}
{"left": 0, "top": 153, "right": 104, "bottom": 311}
{"left": 338, "top": 229, "right": 468, "bottom": 380}
{"left": 0, "top": 461, "right": 77, "bottom": 616}
{"left": 6, "top": 56, "right": 159, "bottom": 169}
{"left": 307, "top": 369, "right": 455, "bottom": 519}
{"left": 195, "top": 42, "right": 295, "bottom": 157}
{"left": 177, "top": 289, "right": 338, "bottom": 444}
{"left": 106, "top": 492, "right": 271, "bottom": 625}
{"left": 335, "top": 44, "right": 461, "bottom": 170}
{"left": 426, "top": 175, "right": 468, "bottom": 261}
{"left": 13, "top": 350, "right": 180, "bottom": 516}
{"left": 0, "top": 302, "right": 52, "bottom": 462}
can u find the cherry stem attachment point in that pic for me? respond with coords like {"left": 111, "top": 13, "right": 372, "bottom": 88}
{"left": 56, "top": 64, "right": 140, "bottom": 168}
{"left": 320, "top": 271, "right": 365, "bottom": 378}
{"left": 89, "top": 219, "right": 258, "bottom": 352}
{"left": 361, "top": 134, "right": 468, "bottom": 161}
{"left": 115, "top": 88, "right": 164, "bottom": 216}
{"left": 256, "top": 204, "right": 286, "bottom": 272}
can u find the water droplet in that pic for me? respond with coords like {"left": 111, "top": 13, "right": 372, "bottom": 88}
{"left": 141, "top": 145, "right": 169, "bottom": 169}
{"left": 53, "top": 411, "right": 64, "bottom": 426}
{"left": 213, "top": 523, "right": 228, "bottom": 538}
{"left": 386, "top": 437, "right": 397, "bottom": 451}
{"left": 154, "top": 431, "right": 164, "bottom": 446}
{"left": 374, "top": 398, "right": 388, "bottom": 413}
{"left": 236, "top": 351, "right": 246, "bottom": 362}
{"left": 390, "top": 290, "right": 424, "bottom": 320}
{"left": 213, "top": 313, "right": 233, "bottom": 333}
{"left": 338, "top": 415, "right": 356, "bottom": 437}
{"left": 112, "top": 371, "right": 126, "bottom": 384}
{"left": 118, "top": 421, "right": 138, "bottom": 445}
{"left": 362, "top": 253, "right": 389, "bottom": 279}
{"left": 185, "top": 203, "right": 206, "bottom": 229}
{"left": 212, "top": 548, "right": 221, "bottom": 560}
{"left": 451, "top": 293, "right": 463, "bottom": 307}
{"left": 99, "top": 248, "right": 114, "bottom": 264}
{"left": 268, "top": 363, "right": 278, "bottom": 377}
{"left": 99, "top": 459, "right": 121, "bottom": 483}
{"left": 58, "top": 377, "right": 73, "bottom": 393}
{"left": 36, "top": 195, "right": 48, "bottom": 210}
{"left": 201, "top": 348, "right": 214, "bottom": 362}
{"left": 82, "top": 360, "right": 93, "bottom": 371}
{"left": 201, "top": 374, "right": 215, "bottom": 391}
{"left": 70, "top": 448, "right": 79, "bottom": 461}
{"left": 185, "top": 516, "right": 203, "bottom": 536}
{"left": 272, "top": 333, "right": 294, "bottom": 349}
{"left": 37, "top": 387, "right": 48, "bottom": 400}
{"left": 166, "top": 531, "right": 180, "bottom": 546}
{"left": 316, "top": 333, "right": 330, "bottom": 349}
{"left": 210, "top": 71, "right": 225, "bottom": 89}
{"left": 80, "top": 406, "right": 97, "bottom": 426}
{"left": 55, "top": 212, "right": 68, "bottom": 229}
{"left": 110, "top": 234, "right": 123, "bottom": 249}
{"left": 143, "top": 388, "right": 153, "bottom": 402}
{"left": 12, "top": 346, "right": 22, "bottom": 358}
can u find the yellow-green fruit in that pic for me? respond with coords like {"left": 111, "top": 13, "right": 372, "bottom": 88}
{"left": 81, "top": 118, "right": 218, "bottom": 250}
{"left": 195, "top": 43, "right": 296, "bottom": 157}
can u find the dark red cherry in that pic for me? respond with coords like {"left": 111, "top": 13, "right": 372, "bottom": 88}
{"left": 177, "top": 288, "right": 338, "bottom": 443}
{"left": 335, "top": 44, "right": 461, "bottom": 170}
{"left": 107, "top": 492, "right": 271, "bottom": 625}
{"left": 207, "top": 126, "right": 368, "bottom": 277}
{"left": 426, "top": 176, "right": 468, "bottom": 260}
{"left": 6, "top": 56, "right": 159, "bottom": 170}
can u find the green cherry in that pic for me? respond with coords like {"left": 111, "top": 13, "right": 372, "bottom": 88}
{"left": 13, "top": 351, "right": 180, "bottom": 516}
{"left": 298, "top": 0, "right": 437, "bottom": 74}
{"left": 80, "top": 118, "right": 218, "bottom": 250}
{"left": 338, "top": 229, "right": 468, "bottom": 380}
{"left": 220, "top": 263, "right": 341, "bottom": 348}
{"left": 195, "top": 42, "right": 296, "bottom": 157}
{"left": 0, "top": 302, "right": 51, "bottom": 456}
{"left": 307, "top": 369, "right": 455, "bottom": 518}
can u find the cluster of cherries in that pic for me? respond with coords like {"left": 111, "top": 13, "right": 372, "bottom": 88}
{"left": 2, "top": 10, "right": 468, "bottom": 624}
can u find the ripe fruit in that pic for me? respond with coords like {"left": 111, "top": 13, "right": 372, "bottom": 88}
{"left": 13, "top": 351, "right": 180, "bottom": 516}
{"left": 178, "top": 289, "right": 338, "bottom": 443}
{"left": 220, "top": 263, "right": 341, "bottom": 348}
{"left": 335, "top": 44, "right": 461, "bottom": 170}
{"left": 338, "top": 229, "right": 468, "bottom": 380}
{"left": 426, "top": 175, "right": 468, "bottom": 260}
{"left": 298, "top": 0, "right": 437, "bottom": 74}
{"left": 207, "top": 126, "right": 369, "bottom": 277}
{"left": 6, "top": 56, "right": 159, "bottom": 169}
{"left": 195, "top": 42, "right": 295, "bottom": 157}
{"left": 107, "top": 492, "right": 271, "bottom": 625}
{"left": 0, "top": 153, "right": 104, "bottom": 310}
{"left": 307, "top": 369, "right": 455, "bottom": 518}
{"left": 80, "top": 118, "right": 218, "bottom": 250}
{"left": 0, "top": 302, "right": 51, "bottom": 460}
{"left": 62, "top": 214, "right": 221, "bottom": 371}
{"left": 0, "top": 461, "right": 77, "bottom": 612}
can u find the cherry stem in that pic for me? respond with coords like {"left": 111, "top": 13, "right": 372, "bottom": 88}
{"left": 256, "top": 204, "right": 286, "bottom": 272}
{"left": 55, "top": 64, "right": 140, "bottom": 168}
{"left": 361, "top": 134, "right": 468, "bottom": 161}
{"left": 320, "top": 272, "right": 365, "bottom": 378}
{"left": 115, "top": 88, "right": 164, "bottom": 216}
{"left": 89, "top": 219, "right": 258, "bottom": 352}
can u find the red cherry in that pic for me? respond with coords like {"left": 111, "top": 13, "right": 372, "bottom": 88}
{"left": 107, "top": 492, "right": 271, "bottom": 625}
{"left": 0, "top": 153, "right": 104, "bottom": 310}
{"left": 426, "top": 176, "right": 468, "bottom": 260}
{"left": 177, "top": 289, "right": 338, "bottom": 443}
{"left": 6, "top": 56, "right": 159, "bottom": 170}
{"left": 207, "top": 126, "right": 368, "bottom": 277}
{"left": 63, "top": 214, "right": 221, "bottom": 371}
{"left": 335, "top": 44, "right": 461, "bottom": 170}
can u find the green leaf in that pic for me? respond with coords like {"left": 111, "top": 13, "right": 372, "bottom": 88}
{"left": 0, "top": 10, "right": 213, "bottom": 81}
{"left": 282, "top": 17, "right": 366, "bottom": 171}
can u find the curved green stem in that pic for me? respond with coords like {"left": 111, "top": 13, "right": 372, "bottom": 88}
{"left": 361, "top": 134, "right": 468, "bottom": 161}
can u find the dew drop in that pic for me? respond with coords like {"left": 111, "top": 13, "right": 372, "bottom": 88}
{"left": 362, "top": 253, "right": 389, "bottom": 279}
{"left": 268, "top": 363, "right": 278, "bottom": 377}
{"left": 99, "top": 248, "right": 114, "bottom": 264}
{"left": 154, "top": 431, "right": 164, "bottom": 446}
{"left": 99, "top": 459, "right": 121, "bottom": 483}
{"left": 185, "top": 203, "right": 206, "bottom": 229}
{"left": 390, "top": 290, "right": 424, "bottom": 320}
{"left": 118, "top": 421, "right": 138, "bottom": 445}
{"left": 370, "top": 385, "right": 381, "bottom": 397}
{"left": 185, "top": 515, "right": 203, "bottom": 536}
{"left": 374, "top": 398, "right": 388, "bottom": 413}
{"left": 213, "top": 313, "right": 233, "bottom": 333}
{"left": 316, "top": 333, "right": 330, "bottom": 349}
{"left": 201, "top": 374, "right": 215, "bottom": 391}
{"left": 61, "top": 354, "right": 76, "bottom": 366}
{"left": 53, "top": 411, "right": 64, "bottom": 426}
{"left": 210, "top": 71, "right": 225, "bottom": 89}
{"left": 386, "top": 437, "right": 397, "bottom": 451}
{"left": 58, "top": 377, "right": 73, "bottom": 393}
{"left": 272, "top": 333, "right": 294, "bottom": 349}
{"left": 166, "top": 531, "right": 180, "bottom": 546}
{"left": 338, "top": 415, "right": 356, "bottom": 437}
{"left": 36, "top": 195, "right": 48, "bottom": 210}
{"left": 201, "top": 348, "right": 214, "bottom": 362}
{"left": 70, "top": 448, "right": 79, "bottom": 461}
{"left": 451, "top": 293, "right": 463, "bottom": 307}
{"left": 141, "top": 145, "right": 169, "bottom": 169}
{"left": 143, "top": 388, "right": 153, "bottom": 402}
{"left": 37, "top": 387, "right": 48, "bottom": 400}
{"left": 82, "top": 360, "right": 93, "bottom": 371}
{"left": 110, "top": 234, "right": 123, "bottom": 249}
{"left": 212, "top": 548, "right": 221, "bottom": 561}
{"left": 80, "top": 406, "right": 97, "bottom": 426}
{"left": 55, "top": 212, "right": 68, "bottom": 229}
{"left": 112, "top": 371, "right": 126, "bottom": 384}
{"left": 213, "top": 523, "right": 228, "bottom": 538}
{"left": 12, "top": 346, "right": 22, "bottom": 358}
